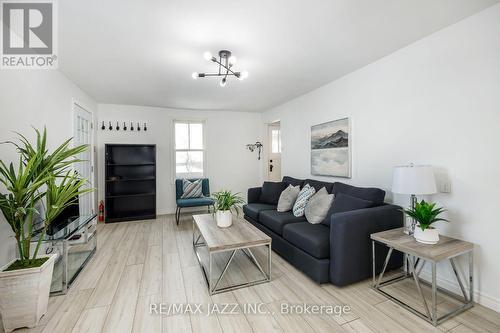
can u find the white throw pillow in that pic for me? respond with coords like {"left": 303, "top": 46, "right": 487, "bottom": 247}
{"left": 277, "top": 185, "right": 300, "bottom": 212}
{"left": 305, "top": 187, "right": 334, "bottom": 224}
{"left": 292, "top": 184, "right": 316, "bottom": 217}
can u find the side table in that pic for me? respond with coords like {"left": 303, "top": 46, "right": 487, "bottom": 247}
{"left": 371, "top": 227, "right": 473, "bottom": 326}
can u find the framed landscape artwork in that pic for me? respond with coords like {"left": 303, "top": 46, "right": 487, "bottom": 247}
{"left": 311, "top": 117, "right": 351, "bottom": 178}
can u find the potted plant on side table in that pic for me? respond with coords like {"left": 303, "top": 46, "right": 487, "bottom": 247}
{"left": 0, "top": 128, "right": 92, "bottom": 332}
{"left": 404, "top": 200, "right": 449, "bottom": 244}
{"left": 212, "top": 190, "right": 244, "bottom": 228}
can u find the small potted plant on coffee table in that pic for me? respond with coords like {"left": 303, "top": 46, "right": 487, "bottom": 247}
{"left": 404, "top": 200, "right": 449, "bottom": 244}
{"left": 212, "top": 190, "right": 244, "bottom": 228}
{"left": 0, "top": 128, "right": 92, "bottom": 332}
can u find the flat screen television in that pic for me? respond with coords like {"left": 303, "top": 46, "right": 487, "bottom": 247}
{"left": 47, "top": 200, "right": 80, "bottom": 236}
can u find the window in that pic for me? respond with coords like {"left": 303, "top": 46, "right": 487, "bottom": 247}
{"left": 271, "top": 129, "right": 281, "bottom": 153}
{"left": 174, "top": 121, "right": 205, "bottom": 178}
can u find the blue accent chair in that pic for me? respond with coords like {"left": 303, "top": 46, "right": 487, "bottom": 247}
{"left": 175, "top": 178, "right": 215, "bottom": 225}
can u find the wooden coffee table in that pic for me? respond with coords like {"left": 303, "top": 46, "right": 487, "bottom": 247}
{"left": 192, "top": 214, "right": 272, "bottom": 295}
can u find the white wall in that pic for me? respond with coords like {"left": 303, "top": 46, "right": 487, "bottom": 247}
{"left": 0, "top": 71, "right": 97, "bottom": 268}
{"left": 97, "top": 104, "right": 262, "bottom": 215}
{"left": 263, "top": 4, "right": 500, "bottom": 311}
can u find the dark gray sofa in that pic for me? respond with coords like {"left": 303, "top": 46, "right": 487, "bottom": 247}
{"left": 243, "top": 176, "right": 403, "bottom": 286}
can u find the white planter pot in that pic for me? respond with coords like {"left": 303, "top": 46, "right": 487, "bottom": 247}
{"left": 414, "top": 226, "right": 440, "bottom": 245}
{"left": 0, "top": 254, "right": 57, "bottom": 332}
{"left": 216, "top": 210, "right": 233, "bottom": 228}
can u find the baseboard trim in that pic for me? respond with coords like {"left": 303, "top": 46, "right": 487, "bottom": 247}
{"left": 158, "top": 207, "right": 211, "bottom": 216}
{"left": 419, "top": 270, "right": 500, "bottom": 313}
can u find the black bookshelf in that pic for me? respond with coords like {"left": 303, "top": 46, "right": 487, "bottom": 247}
{"left": 105, "top": 144, "right": 156, "bottom": 223}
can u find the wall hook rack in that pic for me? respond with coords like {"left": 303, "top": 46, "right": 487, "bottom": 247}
{"left": 100, "top": 120, "right": 149, "bottom": 132}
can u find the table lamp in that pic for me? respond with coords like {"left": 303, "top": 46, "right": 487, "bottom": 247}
{"left": 392, "top": 164, "right": 437, "bottom": 234}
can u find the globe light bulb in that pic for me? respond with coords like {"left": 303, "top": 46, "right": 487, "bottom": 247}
{"left": 203, "top": 51, "right": 212, "bottom": 61}
{"left": 220, "top": 77, "right": 227, "bottom": 87}
{"left": 228, "top": 56, "right": 237, "bottom": 65}
{"left": 239, "top": 70, "right": 249, "bottom": 80}
{"left": 192, "top": 72, "right": 198, "bottom": 80}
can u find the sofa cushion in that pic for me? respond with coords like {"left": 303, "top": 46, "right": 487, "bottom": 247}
{"left": 259, "top": 181, "right": 287, "bottom": 205}
{"left": 283, "top": 222, "right": 330, "bottom": 259}
{"left": 332, "top": 182, "right": 385, "bottom": 204}
{"left": 277, "top": 185, "right": 300, "bottom": 212}
{"left": 247, "top": 187, "right": 262, "bottom": 204}
{"left": 177, "top": 197, "right": 214, "bottom": 208}
{"left": 259, "top": 210, "right": 306, "bottom": 235}
{"left": 332, "top": 193, "right": 373, "bottom": 213}
{"left": 320, "top": 193, "right": 374, "bottom": 227}
{"left": 282, "top": 176, "right": 305, "bottom": 188}
{"left": 243, "top": 203, "right": 277, "bottom": 221}
{"left": 305, "top": 179, "right": 334, "bottom": 194}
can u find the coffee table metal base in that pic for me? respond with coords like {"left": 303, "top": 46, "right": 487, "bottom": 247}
{"left": 193, "top": 221, "right": 271, "bottom": 295}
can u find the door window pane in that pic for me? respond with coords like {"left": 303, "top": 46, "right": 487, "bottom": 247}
{"left": 189, "top": 123, "right": 203, "bottom": 149}
{"left": 175, "top": 151, "right": 189, "bottom": 174}
{"left": 271, "top": 129, "right": 281, "bottom": 153}
{"left": 187, "top": 151, "right": 203, "bottom": 174}
{"left": 175, "top": 151, "right": 204, "bottom": 177}
{"left": 175, "top": 123, "right": 189, "bottom": 150}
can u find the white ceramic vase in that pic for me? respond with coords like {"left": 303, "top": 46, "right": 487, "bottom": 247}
{"left": 216, "top": 210, "right": 233, "bottom": 228}
{"left": 0, "top": 254, "right": 57, "bottom": 333}
{"left": 414, "top": 226, "right": 439, "bottom": 245}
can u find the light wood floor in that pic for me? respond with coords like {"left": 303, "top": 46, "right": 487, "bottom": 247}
{"left": 2, "top": 214, "right": 500, "bottom": 333}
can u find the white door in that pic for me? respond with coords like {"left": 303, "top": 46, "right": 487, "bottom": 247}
{"left": 73, "top": 103, "right": 94, "bottom": 216}
{"left": 268, "top": 124, "right": 282, "bottom": 182}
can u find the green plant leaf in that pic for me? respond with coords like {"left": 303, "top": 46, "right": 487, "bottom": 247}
{"left": 212, "top": 190, "right": 244, "bottom": 216}
{"left": 0, "top": 128, "right": 95, "bottom": 266}
{"left": 403, "top": 199, "right": 449, "bottom": 230}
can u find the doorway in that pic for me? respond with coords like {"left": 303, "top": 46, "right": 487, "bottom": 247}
{"left": 267, "top": 122, "right": 282, "bottom": 182}
{"left": 73, "top": 102, "right": 95, "bottom": 215}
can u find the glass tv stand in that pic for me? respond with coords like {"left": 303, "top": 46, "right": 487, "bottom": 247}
{"left": 31, "top": 214, "right": 97, "bottom": 295}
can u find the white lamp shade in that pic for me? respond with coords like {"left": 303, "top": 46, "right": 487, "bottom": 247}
{"left": 392, "top": 165, "right": 437, "bottom": 195}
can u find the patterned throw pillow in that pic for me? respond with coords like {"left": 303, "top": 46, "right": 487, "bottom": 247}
{"left": 292, "top": 184, "right": 316, "bottom": 217}
{"left": 181, "top": 179, "right": 203, "bottom": 198}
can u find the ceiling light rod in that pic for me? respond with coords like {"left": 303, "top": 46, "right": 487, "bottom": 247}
{"left": 197, "top": 72, "right": 240, "bottom": 77}
{"left": 210, "top": 50, "right": 241, "bottom": 78}
{"left": 192, "top": 49, "right": 248, "bottom": 86}
{"left": 197, "top": 50, "right": 239, "bottom": 78}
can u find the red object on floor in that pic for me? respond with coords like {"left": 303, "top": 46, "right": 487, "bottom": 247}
{"left": 98, "top": 200, "right": 104, "bottom": 222}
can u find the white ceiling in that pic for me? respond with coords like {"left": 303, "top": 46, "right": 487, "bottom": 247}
{"left": 59, "top": 0, "right": 498, "bottom": 112}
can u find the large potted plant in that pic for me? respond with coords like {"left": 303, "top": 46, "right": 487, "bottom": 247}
{"left": 403, "top": 200, "right": 449, "bottom": 244}
{"left": 0, "top": 128, "right": 91, "bottom": 332}
{"left": 212, "top": 190, "right": 244, "bottom": 228}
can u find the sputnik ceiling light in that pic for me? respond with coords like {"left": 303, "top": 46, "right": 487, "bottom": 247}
{"left": 192, "top": 50, "right": 248, "bottom": 87}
